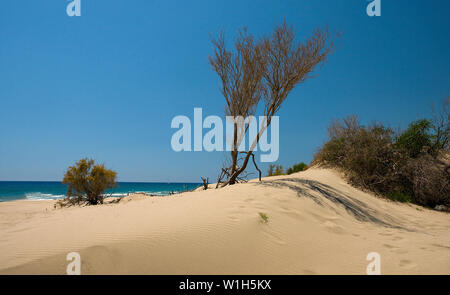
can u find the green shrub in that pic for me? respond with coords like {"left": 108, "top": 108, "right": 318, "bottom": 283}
{"left": 395, "top": 119, "right": 432, "bottom": 158}
{"left": 387, "top": 191, "right": 412, "bottom": 203}
{"left": 62, "top": 158, "right": 117, "bottom": 205}
{"left": 259, "top": 212, "right": 269, "bottom": 223}
{"left": 286, "top": 162, "right": 308, "bottom": 175}
{"left": 267, "top": 164, "right": 284, "bottom": 176}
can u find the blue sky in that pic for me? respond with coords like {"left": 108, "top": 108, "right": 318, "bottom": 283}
{"left": 0, "top": 0, "right": 449, "bottom": 182}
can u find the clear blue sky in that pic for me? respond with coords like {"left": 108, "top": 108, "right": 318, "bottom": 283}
{"left": 1, "top": 0, "right": 449, "bottom": 182}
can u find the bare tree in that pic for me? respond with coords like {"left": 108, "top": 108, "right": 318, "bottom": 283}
{"left": 431, "top": 97, "right": 450, "bottom": 154}
{"left": 210, "top": 22, "right": 336, "bottom": 186}
{"left": 209, "top": 28, "right": 267, "bottom": 185}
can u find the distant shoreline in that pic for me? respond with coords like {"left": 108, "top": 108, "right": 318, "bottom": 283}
{"left": 0, "top": 181, "right": 202, "bottom": 202}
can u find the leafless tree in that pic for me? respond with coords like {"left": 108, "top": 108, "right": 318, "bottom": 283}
{"left": 431, "top": 97, "right": 450, "bottom": 153}
{"left": 209, "top": 22, "right": 337, "bottom": 186}
{"left": 209, "top": 28, "right": 267, "bottom": 185}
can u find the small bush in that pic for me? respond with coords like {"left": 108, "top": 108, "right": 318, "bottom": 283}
{"left": 62, "top": 158, "right": 117, "bottom": 206}
{"left": 395, "top": 119, "right": 432, "bottom": 158}
{"left": 259, "top": 212, "right": 269, "bottom": 223}
{"left": 387, "top": 191, "right": 412, "bottom": 203}
{"left": 267, "top": 164, "right": 284, "bottom": 176}
{"left": 286, "top": 162, "right": 308, "bottom": 175}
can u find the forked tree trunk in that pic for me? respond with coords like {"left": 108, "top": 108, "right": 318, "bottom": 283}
{"left": 225, "top": 116, "right": 271, "bottom": 186}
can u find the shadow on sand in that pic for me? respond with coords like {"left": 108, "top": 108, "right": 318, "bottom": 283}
{"left": 258, "top": 178, "right": 405, "bottom": 229}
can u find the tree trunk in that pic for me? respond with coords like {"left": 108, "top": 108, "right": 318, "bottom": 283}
{"left": 224, "top": 116, "right": 272, "bottom": 186}
{"left": 227, "top": 151, "right": 253, "bottom": 185}
{"left": 229, "top": 123, "right": 239, "bottom": 185}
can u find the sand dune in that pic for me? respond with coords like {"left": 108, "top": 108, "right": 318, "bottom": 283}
{"left": 0, "top": 168, "right": 449, "bottom": 274}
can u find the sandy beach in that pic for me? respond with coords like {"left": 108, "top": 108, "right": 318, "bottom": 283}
{"left": 0, "top": 168, "right": 449, "bottom": 274}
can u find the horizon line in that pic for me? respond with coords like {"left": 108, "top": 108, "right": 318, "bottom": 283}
{"left": 0, "top": 180, "right": 203, "bottom": 184}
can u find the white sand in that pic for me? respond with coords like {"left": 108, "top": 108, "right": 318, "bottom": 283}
{"left": 0, "top": 168, "right": 449, "bottom": 274}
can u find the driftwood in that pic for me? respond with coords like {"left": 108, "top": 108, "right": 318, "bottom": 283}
{"left": 216, "top": 167, "right": 247, "bottom": 188}
{"left": 201, "top": 177, "right": 209, "bottom": 190}
{"left": 218, "top": 152, "right": 261, "bottom": 187}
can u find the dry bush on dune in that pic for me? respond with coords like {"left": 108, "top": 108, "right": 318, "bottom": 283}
{"left": 313, "top": 101, "right": 450, "bottom": 208}
{"left": 402, "top": 153, "right": 450, "bottom": 207}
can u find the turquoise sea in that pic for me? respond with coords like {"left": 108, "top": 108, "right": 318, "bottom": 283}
{"left": 0, "top": 181, "right": 202, "bottom": 202}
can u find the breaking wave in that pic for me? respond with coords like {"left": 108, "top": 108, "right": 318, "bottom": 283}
{"left": 25, "top": 192, "right": 66, "bottom": 200}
